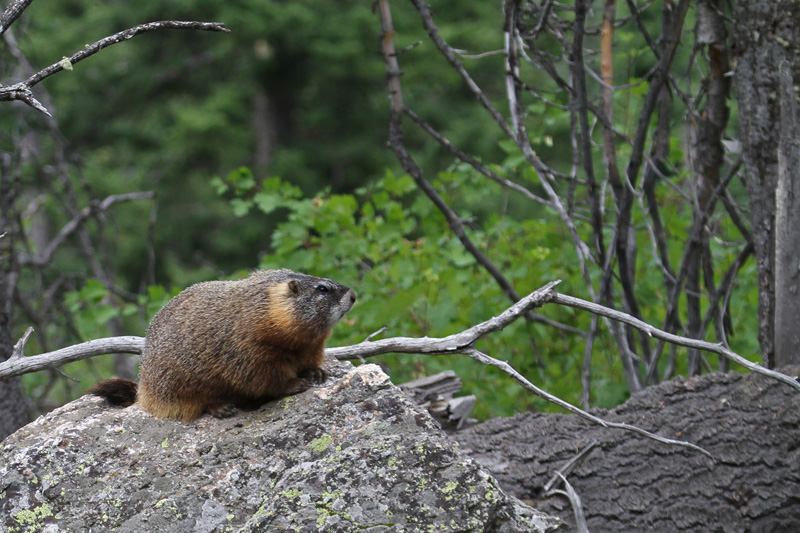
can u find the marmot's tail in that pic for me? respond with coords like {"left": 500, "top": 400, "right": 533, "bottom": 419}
{"left": 87, "top": 378, "right": 138, "bottom": 407}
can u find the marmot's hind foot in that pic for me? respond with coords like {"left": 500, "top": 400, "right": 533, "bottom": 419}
{"left": 300, "top": 367, "right": 328, "bottom": 384}
{"left": 207, "top": 404, "right": 238, "bottom": 419}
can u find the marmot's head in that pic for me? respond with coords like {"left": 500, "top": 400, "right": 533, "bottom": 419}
{"left": 255, "top": 269, "right": 356, "bottom": 339}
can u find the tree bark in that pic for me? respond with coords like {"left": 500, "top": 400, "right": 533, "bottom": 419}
{"left": 456, "top": 366, "right": 800, "bottom": 532}
{"left": 733, "top": 0, "right": 800, "bottom": 367}
{"left": 774, "top": 60, "right": 800, "bottom": 364}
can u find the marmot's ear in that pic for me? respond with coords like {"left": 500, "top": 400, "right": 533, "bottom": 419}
{"left": 288, "top": 280, "right": 300, "bottom": 295}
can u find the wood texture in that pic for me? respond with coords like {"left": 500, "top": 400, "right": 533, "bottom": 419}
{"left": 456, "top": 366, "right": 800, "bottom": 531}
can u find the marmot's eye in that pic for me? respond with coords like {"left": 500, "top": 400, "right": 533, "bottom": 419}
{"left": 316, "top": 284, "right": 329, "bottom": 293}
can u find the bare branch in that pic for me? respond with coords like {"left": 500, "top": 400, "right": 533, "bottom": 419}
{"left": 329, "top": 281, "right": 560, "bottom": 360}
{"left": 0, "top": 0, "right": 33, "bottom": 36}
{"left": 0, "top": 20, "right": 229, "bottom": 114}
{"left": 18, "top": 191, "right": 156, "bottom": 266}
{"left": 530, "top": 0, "right": 555, "bottom": 40}
{"left": 10, "top": 326, "right": 34, "bottom": 360}
{"left": 0, "top": 332, "right": 144, "bottom": 380}
{"left": 623, "top": 0, "right": 659, "bottom": 58}
{"left": 464, "top": 346, "right": 711, "bottom": 457}
{"left": 552, "top": 292, "right": 800, "bottom": 394}
{"left": 408, "top": 0, "right": 514, "bottom": 138}
{"left": 377, "top": 0, "right": 530, "bottom": 314}
{"left": 403, "top": 108, "right": 553, "bottom": 208}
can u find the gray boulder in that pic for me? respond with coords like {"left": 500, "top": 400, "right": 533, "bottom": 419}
{"left": 0, "top": 361, "right": 562, "bottom": 532}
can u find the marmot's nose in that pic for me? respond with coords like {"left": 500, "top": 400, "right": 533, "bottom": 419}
{"left": 348, "top": 290, "right": 356, "bottom": 305}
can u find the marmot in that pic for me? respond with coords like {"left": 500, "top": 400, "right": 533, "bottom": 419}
{"left": 88, "top": 269, "right": 355, "bottom": 421}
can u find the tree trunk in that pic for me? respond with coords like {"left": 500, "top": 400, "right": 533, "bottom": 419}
{"left": 455, "top": 367, "right": 800, "bottom": 531}
{"left": 733, "top": 0, "right": 800, "bottom": 367}
{"left": 1, "top": 156, "right": 32, "bottom": 441}
{"left": 0, "top": 268, "right": 31, "bottom": 442}
{"left": 0, "top": 375, "right": 30, "bottom": 442}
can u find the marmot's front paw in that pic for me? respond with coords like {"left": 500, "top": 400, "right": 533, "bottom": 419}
{"left": 300, "top": 367, "right": 328, "bottom": 384}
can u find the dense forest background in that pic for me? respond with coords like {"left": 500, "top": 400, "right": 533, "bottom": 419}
{"left": 1, "top": 0, "right": 787, "bottom": 428}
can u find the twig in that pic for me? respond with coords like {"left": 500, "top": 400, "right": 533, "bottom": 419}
{"left": 0, "top": 20, "right": 229, "bottom": 114}
{"left": 0, "top": 283, "right": 559, "bottom": 380}
{"left": 530, "top": 0, "right": 555, "bottom": 39}
{"left": 543, "top": 441, "right": 598, "bottom": 493}
{"left": 623, "top": 0, "right": 660, "bottom": 58}
{"left": 377, "top": 0, "right": 528, "bottom": 312}
{"left": 549, "top": 473, "right": 589, "bottom": 533}
{"left": 403, "top": 107, "right": 553, "bottom": 209}
{"left": 571, "top": 0, "right": 607, "bottom": 278}
{"left": 649, "top": 155, "right": 743, "bottom": 378}
{"left": 408, "top": 0, "right": 514, "bottom": 139}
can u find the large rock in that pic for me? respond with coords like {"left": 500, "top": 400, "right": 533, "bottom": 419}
{"left": 0, "top": 362, "right": 562, "bottom": 532}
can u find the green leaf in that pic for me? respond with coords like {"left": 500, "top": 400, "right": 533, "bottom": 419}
{"left": 384, "top": 169, "right": 415, "bottom": 196}
{"left": 253, "top": 191, "right": 281, "bottom": 215}
{"left": 230, "top": 198, "right": 252, "bottom": 217}
{"left": 225, "top": 167, "right": 256, "bottom": 195}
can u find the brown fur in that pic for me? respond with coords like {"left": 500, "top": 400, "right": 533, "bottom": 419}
{"left": 89, "top": 269, "right": 355, "bottom": 422}
{"left": 86, "top": 378, "right": 137, "bottom": 406}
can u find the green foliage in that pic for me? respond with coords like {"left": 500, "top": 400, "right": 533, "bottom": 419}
{"left": 63, "top": 280, "right": 122, "bottom": 340}
{"left": 212, "top": 163, "right": 599, "bottom": 417}
{"left": 7, "top": 0, "right": 504, "bottom": 286}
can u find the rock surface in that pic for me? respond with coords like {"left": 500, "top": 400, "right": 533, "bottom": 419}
{"left": 0, "top": 362, "right": 562, "bottom": 532}
{"left": 455, "top": 367, "right": 800, "bottom": 532}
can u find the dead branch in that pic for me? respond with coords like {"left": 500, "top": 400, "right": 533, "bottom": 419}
{"left": 328, "top": 281, "right": 560, "bottom": 360}
{"left": 549, "top": 473, "right": 589, "bottom": 533}
{"left": 0, "top": 0, "right": 32, "bottom": 36}
{"left": 551, "top": 292, "right": 800, "bottom": 393}
{"left": 18, "top": 192, "right": 156, "bottom": 266}
{"left": 1, "top": 327, "right": 143, "bottom": 380}
{"left": 0, "top": 20, "right": 229, "bottom": 115}
{"left": 8, "top": 280, "right": 800, "bottom": 457}
{"left": 462, "top": 345, "right": 711, "bottom": 457}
